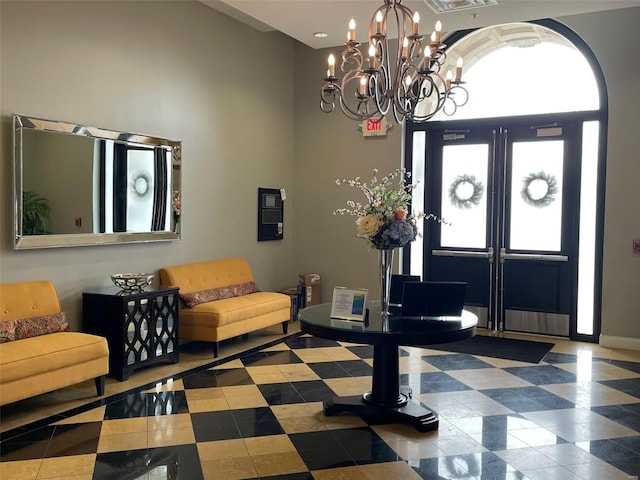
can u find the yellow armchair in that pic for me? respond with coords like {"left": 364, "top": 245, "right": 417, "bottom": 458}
{"left": 0, "top": 280, "right": 109, "bottom": 406}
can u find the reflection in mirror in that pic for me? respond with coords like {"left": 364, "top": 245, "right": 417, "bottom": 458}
{"left": 14, "top": 114, "right": 182, "bottom": 249}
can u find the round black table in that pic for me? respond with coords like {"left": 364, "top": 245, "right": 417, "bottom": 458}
{"left": 299, "top": 301, "right": 478, "bottom": 432}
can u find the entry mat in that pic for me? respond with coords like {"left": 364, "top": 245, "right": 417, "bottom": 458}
{"left": 428, "top": 335, "right": 555, "bottom": 363}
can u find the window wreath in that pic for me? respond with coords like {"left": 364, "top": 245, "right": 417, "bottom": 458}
{"left": 520, "top": 171, "right": 558, "bottom": 207}
{"left": 448, "top": 174, "right": 484, "bottom": 210}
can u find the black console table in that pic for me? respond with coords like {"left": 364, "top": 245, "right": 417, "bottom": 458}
{"left": 299, "top": 301, "right": 477, "bottom": 432}
{"left": 83, "top": 286, "right": 180, "bottom": 381}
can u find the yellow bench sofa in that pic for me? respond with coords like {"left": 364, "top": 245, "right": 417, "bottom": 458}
{"left": 0, "top": 280, "right": 109, "bottom": 406}
{"left": 159, "top": 257, "right": 290, "bottom": 357}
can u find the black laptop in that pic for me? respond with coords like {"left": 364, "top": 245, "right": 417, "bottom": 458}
{"left": 400, "top": 281, "right": 467, "bottom": 317}
{"left": 389, "top": 274, "right": 421, "bottom": 307}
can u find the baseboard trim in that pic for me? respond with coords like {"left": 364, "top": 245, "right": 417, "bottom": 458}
{"left": 599, "top": 334, "right": 640, "bottom": 351}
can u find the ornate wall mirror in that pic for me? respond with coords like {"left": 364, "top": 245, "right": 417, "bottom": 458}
{"left": 13, "top": 114, "right": 182, "bottom": 249}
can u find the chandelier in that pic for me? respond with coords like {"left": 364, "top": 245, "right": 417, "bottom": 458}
{"left": 320, "top": 0, "right": 469, "bottom": 124}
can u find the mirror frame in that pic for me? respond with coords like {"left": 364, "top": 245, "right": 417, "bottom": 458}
{"left": 13, "top": 113, "right": 182, "bottom": 249}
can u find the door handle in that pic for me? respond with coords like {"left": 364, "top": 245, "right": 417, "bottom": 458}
{"left": 502, "top": 251, "right": 569, "bottom": 262}
{"left": 432, "top": 249, "right": 492, "bottom": 259}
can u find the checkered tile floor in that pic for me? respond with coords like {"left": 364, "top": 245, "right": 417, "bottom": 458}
{"left": 1, "top": 333, "right": 639, "bottom": 479}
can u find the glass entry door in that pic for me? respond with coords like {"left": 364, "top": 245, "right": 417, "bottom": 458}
{"left": 423, "top": 123, "right": 580, "bottom": 336}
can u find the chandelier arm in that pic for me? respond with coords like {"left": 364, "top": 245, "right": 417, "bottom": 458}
{"left": 416, "top": 86, "right": 448, "bottom": 121}
{"left": 418, "top": 74, "right": 435, "bottom": 99}
{"left": 400, "top": 70, "right": 450, "bottom": 121}
{"left": 393, "top": 64, "right": 412, "bottom": 118}
{"left": 428, "top": 47, "right": 447, "bottom": 74}
{"left": 320, "top": 97, "right": 336, "bottom": 114}
{"left": 320, "top": 73, "right": 376, "bottom": 121}
{"left": 409, "top": 86, "right": 441, "bottom": 121}
{"left": 339, "top": 93, "right": 376, "bottom": 121}
{"left": 320, "top": 0, "right": 469, "bottom": 123}
{"left": 442, "top": 96, "right": 458, "bottom": 117}
{"left": 329, "top": 42, "right": 376, "bottom": 121}
{"left": 396, "top": 60, "right": 432, "bottom": 120}
{"left": 320, "top": 82, "right": 341, "bottom": 113}
{"left": 392, "top": 103, "right": 404, "bottom": 124}
{"left": 341, "top": 45, "right": 363, "bottom": 73}
{"left": 371, "top": 73, "right": 392, "bottom": 118}
{"left": 340, "top": 70, "right": 376, "bottom": 121}
{"left": 392, "top": 8, "right": 408, "bottom": 109}
{"left": 429, "top": 76, "right": 449, "bottom": 116}
{"left": 450, "top": 83, "right": 470, "bottom": 107}
{"left": 403, "top": 75, "right": 442, "bottom": 122}
{"left": 369, "top": 33, "right": 392, "bottom": 117}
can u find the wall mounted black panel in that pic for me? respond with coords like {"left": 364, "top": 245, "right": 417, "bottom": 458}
{"left": 258, "top": 187, "right": 283, "bottom": 241}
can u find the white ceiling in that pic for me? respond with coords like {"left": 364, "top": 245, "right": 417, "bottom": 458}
{"left": 201, "top": 0, "right": 640, "bottom": 49}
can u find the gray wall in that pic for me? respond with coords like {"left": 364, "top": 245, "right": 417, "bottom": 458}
{"left": 0, "top": 1, "right": 295, "bottom": 329}
{"left": 292, "top": 8, "right": 640, "bottom": 348}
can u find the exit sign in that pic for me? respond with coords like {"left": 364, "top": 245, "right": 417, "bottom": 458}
{"left": 361, "top": 117, "right": 389, "bottom": 137}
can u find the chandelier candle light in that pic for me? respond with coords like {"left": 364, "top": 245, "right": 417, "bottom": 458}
{"left": 320, "top": 0, "right": 469, "bottom": 123}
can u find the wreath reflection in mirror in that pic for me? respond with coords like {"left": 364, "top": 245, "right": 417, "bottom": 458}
{"left": 448, "top": 174, "right": 484, "bottom": 210}
{"left": 521, "top": 171, "right": 558, "bottom": 208}
{"left": 129, "top": 171, "right": 153, "bottom": 198}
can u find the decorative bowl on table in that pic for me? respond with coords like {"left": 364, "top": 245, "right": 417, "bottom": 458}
{"left": 111, "top": 273, "right": 154, "bottom": 291}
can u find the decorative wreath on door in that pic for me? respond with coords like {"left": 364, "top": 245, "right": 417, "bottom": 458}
{"left": 521, "top": 171, "right": 558, "bottom": 207}
{"left": 448, "top": 174, "right": 484, "bottom": 210}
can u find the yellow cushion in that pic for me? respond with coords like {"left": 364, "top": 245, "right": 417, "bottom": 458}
{"left": 1, "top": 358, "right": 108, "bottom": 406}
{"left": 159, "top": 257, "right": 254, "bottom": 294}
{"left": 0, "top": 332, "right": 109, "bottom": 384}
{"left": 183, "top": 292, "right": 290, "bottom": 327}
{"left": 0, "top": 280, "right": 61, "bottom": 322}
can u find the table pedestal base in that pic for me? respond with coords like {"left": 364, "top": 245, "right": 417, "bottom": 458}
{"left": 324, "top": 386, "right": 439, "bottom": 432}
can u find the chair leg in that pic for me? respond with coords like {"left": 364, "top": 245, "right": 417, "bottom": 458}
{"left": 212, "top": 341, "right": 219, "bottom": 358}
{"left": 281, "top": 320, "right": 289, "bottom": 334}
{"left": 94, "top": 375, "right": 105, "bottom": 396}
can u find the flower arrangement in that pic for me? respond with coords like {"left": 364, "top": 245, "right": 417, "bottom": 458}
{"left": 334, "top": 168, "right": 439, "bottom": 250}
